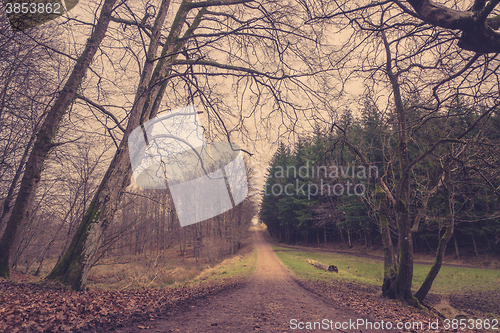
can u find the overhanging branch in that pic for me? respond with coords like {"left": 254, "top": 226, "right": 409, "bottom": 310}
{"left": 173, "top": 59, "right": 333, "bottom": 80}
{"left": 404, "top": 0, "right": 500, "bottom": 53}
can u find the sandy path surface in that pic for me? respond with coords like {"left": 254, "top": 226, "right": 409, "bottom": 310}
{"left": 117, "top": 230, "right": 386, "bottom": 332}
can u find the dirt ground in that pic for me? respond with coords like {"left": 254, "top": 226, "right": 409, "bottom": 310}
{"left": 115, "top": 230, "right": 388, "bottom": 332}
{"left": 2, "top": 230, "right": 496, "bottom": 332}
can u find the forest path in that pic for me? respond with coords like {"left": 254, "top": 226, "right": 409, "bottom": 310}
{"left": 117, "top": 230, "right": 385, "bottom": 332}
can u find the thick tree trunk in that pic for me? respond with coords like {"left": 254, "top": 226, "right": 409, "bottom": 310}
{"left": 0, "top": 0, "right": 117, "bottom": 279}
{"left": 45, "top": 146, "right": 134, "bottom": 289}
{"left": 380, "top": 30, "right": 418, "bottom": 306}
{"left": 387, "top": 204, "right": 416, "bottom": 305}
{"left": 46, "top": 2, "right": 207, "bottom": 290}
{"left": 377, "top": 182, "right": 396, "bottom": 282}
{"left": 405, "top": 0, "right": 500, "bottom": 53}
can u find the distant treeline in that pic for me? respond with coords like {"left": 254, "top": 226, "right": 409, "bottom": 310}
{"left": 260, "top": 99, "right": 500, "bottom": 256}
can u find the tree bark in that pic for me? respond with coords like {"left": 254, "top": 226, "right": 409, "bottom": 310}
{"left": 415, "top": 170, "right": 454, "bottom": 302}
{"left": 339, "top": 224, "right": 345, "bottom": 244}
{"left": 324, "top": 224, "right": 327, "bottom": 244}
{"left": 0, "top": 132, "right": 36, "bottom": 230}
{"left": 0, "top": 0, "right": 118, "bottom": 279}
{"left": 366, "top": 224, "right": 372, "bottom": 247}
{"left": 405, "top": 0, "right": 500, "bottom": 53}
{"left": 376, "top": 182, "right": 396, "bottom": 282}
{"left": 453, "top": 233, "right": 460, "bottom": 258}
{"left": 472, "top": 234, "right": 479, "bottom": 257}
{"left": 46, "top": 1, "right": 208, "bottom": 290}
{"left": 380, "top": 30, "right": 418, "bottom": 306}
{"left": 415, "top": 226, "right": 453, "bottom": 302}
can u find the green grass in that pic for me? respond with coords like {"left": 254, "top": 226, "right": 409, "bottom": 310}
{"left": 412, "top": 265, "right": 500, "bottom": 294}
{"left": 275, "top": 250, "right": 500, "bottom": 295}
{"left": 86, "top": 244, "right": 258, "bottom": 290}
{"left": 79, "top": 232, "right": 259, "bottom": 291}
{"left": 189, "top": 248, "right": 258, "bottom": 286}
{"left": 271, "top": 245, "right": 292, "bottom": 251}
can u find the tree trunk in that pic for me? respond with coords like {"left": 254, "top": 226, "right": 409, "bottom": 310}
{"left": 180, "top": 227, "right": 185, "bottom": 256}
{"left": 377, "top": 182, "right": 396, "bottom": 282}
{"left": 0, "top": 132, "right": 36, "bottom": 230}
{"left": 339, "top": 224, "right": 345, "bottom": 244}
{"left": 415, "top": 171, "right": 454, "bottom": 302}
{"left": 46, "top": 1, "right": 208, "bottom": 290}
{"left": 379, "top": 30, "right": 417, "bottom": 306}
{"left": 307, "top": 259, "right": 338, "bottom": 272}
{"left": 0, "top": 0, "right": 117, "bottom": 279}
{"left": 472, "top": 234, "right": 479, "bottom": 257}
{"left": 415, "top": 225, "right": 453, "bottom": 302}
{"left": 347, "top": 228, "right": 352, "bottom": 248}
{"left": 453, "top": 233, "right": 460, "bottom": 258}
{"left": 366, "top": 225, "right": 372, "bottom": 247}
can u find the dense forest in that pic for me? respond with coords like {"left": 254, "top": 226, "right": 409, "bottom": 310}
{"left": 261, "top": 99, "right": 500, "bottom": 257}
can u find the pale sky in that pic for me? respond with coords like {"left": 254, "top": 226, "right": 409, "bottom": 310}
{"left": 24, "top": 0, "right": 385, "bottom": 200}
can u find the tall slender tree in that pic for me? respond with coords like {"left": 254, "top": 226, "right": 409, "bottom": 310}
{"left": 47, "top": 0, "right": 328, "bottom": 290}
{"left": 0, "top": 0, "right": 118, "bottom": 279}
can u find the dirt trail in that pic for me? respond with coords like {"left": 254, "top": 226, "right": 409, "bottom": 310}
{"left": 117, "top": 230, "right": 386, "bottom": 332}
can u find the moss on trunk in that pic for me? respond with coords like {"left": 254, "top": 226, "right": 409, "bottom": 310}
{"left": 46, "top": 201, "right": 101, "bottom": 290}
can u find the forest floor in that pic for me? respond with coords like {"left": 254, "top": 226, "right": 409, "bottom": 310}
{"left": 115, "top": 230, "right": 499, "bottom": 333}
{"left": 1, "top": 229, "right": 498, "bottom": 332}
{"left": 114, "top": 229, "right": 388, "bottom": 332}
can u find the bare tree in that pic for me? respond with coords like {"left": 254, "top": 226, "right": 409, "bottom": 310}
{"left": 0, "top": 17, "right": 66, "bottom": 230}
{"left": 0, "top": 0, "right": 119, "bottom": 279}
{"left": 46, "top": 0, "right": 329, "bottom": 290}
{"left": 311, "top": 0, "right": 500, "bottom": 305}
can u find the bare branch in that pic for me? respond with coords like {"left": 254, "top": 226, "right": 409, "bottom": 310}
{"left": 477, "top": 0, "right": 500, "bottom": 23}
{"left": 186, "top": 0, "right": 254, "bottom": 9}
{"left": 76, "top": 94, "right": 126, "bottom": 133}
